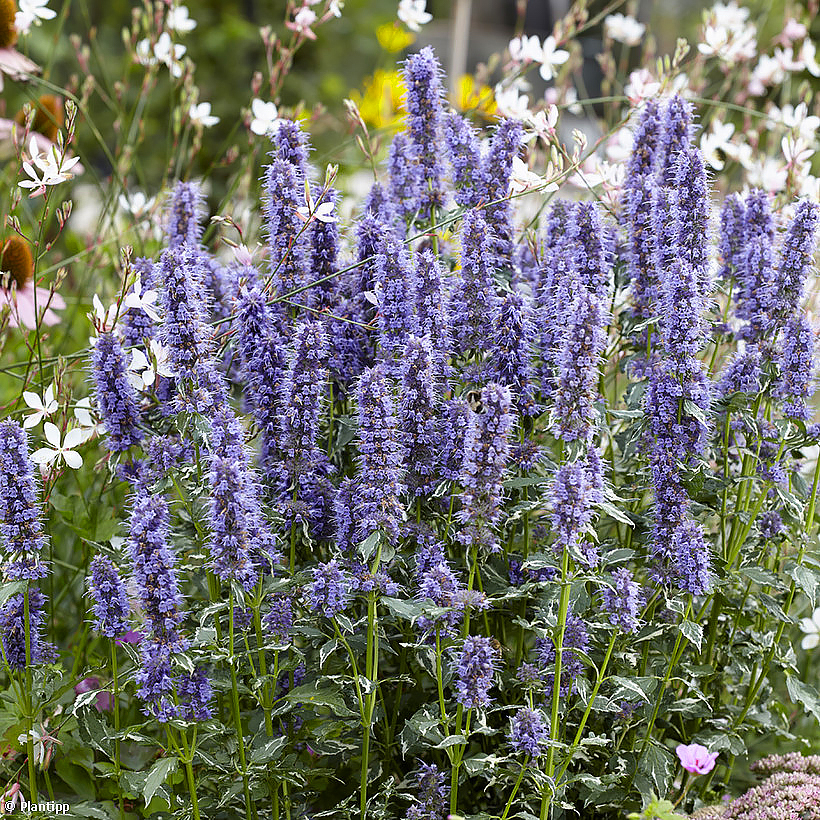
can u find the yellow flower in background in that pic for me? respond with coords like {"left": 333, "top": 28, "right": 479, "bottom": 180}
{"left": 350, "top": 69, "right": 406, "bottom": 131}
{"left": 377, "top": 22, "right": 416, "bottom": 54}
{"left": 456, "top": 75, "right": 496, "bottom": 119}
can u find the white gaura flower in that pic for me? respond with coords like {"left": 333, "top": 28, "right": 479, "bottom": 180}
{"left": 286, "top": 6, "right": 317, "bottom": 39}
{"left": 90, "top": 293, "right": 120, "bottom": 334}
{"left": 297, "top": 186, "right": 337, "bottom": 224}
{"left": 19, "top": 136, "right": 80, "bottom": 197}
{"left": 31, "top": 422, "right": 84, "bottom": 470}
{"left": 769, "top": 102, "right": 820, "bottom": 145}
{"left": 800, "top": 40, "right": 820, "bottom": 77}
{"left": 123, "top": 273, "right": 161, "bottom": 322}
{"left": 328, "top": 0, "right": 344, "bottom": 18}
{"left": 189, "top": 102, "right": 219, "bottom": 128}
{"left": 15, "top": 0, "right": 56, "bottom": 34}
{"left": 748, "top": 54, "right": 785, "bottom": 96}
{"left": 135, "top": 38, "right": 156, "bottom": 67}
{"left": 604, "top": 13, "right": 645, "bottom": 46}
{"left": 625, "top": 68, "right": 661, "bottom": 105}
{"left": 747, "top": 157, "right": 787, "bottom": 193}
{"left": 605, "top": 127, "right": 634, "bottom": 164}
{"left": 494, "top": 84, "right": 531, "bottom": 120}
{"left": 153, "top": 32, "right": 186, "bottom": 78}
{"left": 782, "top": 134, "right": 814, "bottom": 170}
{"left": 73, "top": 397, "right": 103, "bottom": 444}
{"left": 118, "top": 190, "right": 156, "bottom": 218}
{"left": 397, "top": 0, "right": 432, "bottom": 32}
{"left": 700, "top": 119, "right": 735, "bottom": 170}
{"left": 22, "top": 383, "right": 57, "bottom": 429}
{"left": 127, "top": 340, "right": 174, "bottom": 390}
{"left": 524, "top": 105, "right": 558, "bottom": 145}
{"left": 250, "top": 99, "right": 281, "bottom": 136}
{"left": 800, "top": 607, "right": 820, "bottom": 649}
{"left": 166, "top": 4, "right": 197, "bottom": 33}
{"left": 509, "top": 34, "right": 543, "bottom": 64}
{"left": 509, "top": 157, "right": 545, "bottom": 194}
{"left": 538, "top": 36, "right": 569, "bottom": 82}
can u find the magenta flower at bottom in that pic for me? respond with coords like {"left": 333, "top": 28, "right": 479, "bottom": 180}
{"left": 676, "top": 742, "right": 718, "bottom": 775}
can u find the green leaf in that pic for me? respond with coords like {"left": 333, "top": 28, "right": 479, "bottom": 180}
{"left": 787, "top": 676, "right": 820, "bottom": 725}
{"left": 638, "top": 745, "right": 675, "bottom": 801}
{"left": 357, "top": 531, "right": 380, "bottom": 561}
{"left": 0, "top": 580, "right": 26, "bottom": 610}
{"left": 790, "top": 564, "right": 820, "bottom": 606}
{"left": 610, "top": 676, "right": 655, "bottom": 703}
{"left": 679, "top": 620, "right": 703, "bottom": 651}
{"left": 285, "top": 681, "right": 356, "bottom": 717}
{"left": 143, "top": 757, "right": 178, "bottom": 807}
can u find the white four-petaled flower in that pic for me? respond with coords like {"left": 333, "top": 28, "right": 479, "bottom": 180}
{"left": 189, "top": 102, "right": 219, "bottom": 128}
{"left": 127, "top": 340, "right": 175, "bottom": 390}
{"left": 19, "top": 137, "right": 80, "bottom": 197}
{"left": 538, "top": 36, "right": 569, "bottom": 82}
{"left": 31, "top": 422, "right": 84, "bottom": 470}
{"left": 15, "top": 0, "right": 56, "bottom": 35}
{"left": 250, "top": 99, "right": 282, "bottom": 136}
{"left": 397, "top": 0, "right": 432, "bottom": 32}
{"left": 23, "top": 383, "right": 58, "bottom": 430}
{"left": 800, "top": 607, "right": 820, "bottom": 650}
{"left": 152, "top": 32, "right": 187, "bottom": 78}
{"left": 604, "top": 13, "right": 645, "bottom": 46}
{"left": 123, "top": 273, "right": 161, "bottom": 322}
{"left": 167, "top": 4, "right": 197, "bottom": 33}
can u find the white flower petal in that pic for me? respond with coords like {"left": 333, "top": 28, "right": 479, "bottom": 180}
{"left": 62, "top": 449, "right": 83, "bottom": 470}
{"left": 42, "top": 421, "right": 61, "bottom": 448}
{"left": 63, "top": 427, "right": 86, "bottom": 450}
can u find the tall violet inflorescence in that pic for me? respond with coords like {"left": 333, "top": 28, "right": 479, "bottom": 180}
{"left": 458, "top": 383, "right": 514, "bottom": 553}
{"left": 451, "top": 210, "right": 498, "bottom": 355}
{"left": 164, "top": 180, "right": 205, "bottom": 248}
{"left": 509, "top": 707, "right": 549, "bottom": 757}
{"left": 376, "top": 232, "right": 418, "bottom": 368}
{"left": 87, "top": 555, "right": 130, "bottom": 638}
{"left": 443, "top": 111, "right": 483, "bottom": 208}
{"left": 0, "top": 421, "right": 48, "bottom": 579}
{"left": 399, "top": 335, "right": 440, "bottom": 497}
{"left": 454, "top": 635, "right": 499, "bottom": 709}
{"left": 402, "top": 46, "right": 445, "bottom": 220}
{"left": 0, "top": 588, "right": 55, "bottom": 669}
{"left": 92, "top": 331, "right": 144, "bottom": 451}
{"left": 773, "top": 313, "right": 817, "bottom": 421}
{"left": 355, "top": 364, "right": 405, "bottom": 543}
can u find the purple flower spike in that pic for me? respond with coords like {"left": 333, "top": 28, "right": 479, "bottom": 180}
{"left": 453, "top": 635, "right": 499, "bottom": 709}
{"left": 92, "top": 332, "right": 143, "bottom": 451}
{"left": 87, "top": 554, "right": 130, "bottom": 638}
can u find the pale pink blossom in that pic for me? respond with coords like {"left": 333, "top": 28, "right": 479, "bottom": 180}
{"left": 625, "top": 69, "right": 660, "bottom": 105}
{"left": 0, "top": 280, "right": 65, "bottom": 329}
{"left": 287, "top": 6, "right": 318, "bottom": 39}
{"left": 676, "top": 743, "right": 718, "bottom": 776}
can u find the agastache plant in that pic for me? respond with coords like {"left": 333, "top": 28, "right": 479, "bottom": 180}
{"left": 16, "top": 35, "right": 820, "bottom": 820}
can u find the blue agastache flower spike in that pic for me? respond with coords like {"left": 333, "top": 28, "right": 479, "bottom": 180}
{"left": 399, "top": 335, "right": 440, "bottom": 497}
{"left": 128, "top": 491, "right": 187, "bottom": 652}
{"left": 488, "top": 290, "right": 538, "bottom": 416}
{"left": 355, "top": 364, "right": 406, "bottom": 543}
{"left": 307, "top": 559, "right": 352, "bottom": 618}
{"left": 207, "top": 407, "right": 278, "bottom": 581}
{"left": 403, "top": 47, "right": 446, "bottom": 219}
{"left": 157, "top": 245, "right": 212, "bottom": 385}
{"left": 509, "top": 707, "right": 549, "bottom": 757}
{"left": 453, "top": 635, "right": 499, "bottom": 708}
{"left": 622, "top": 99, "right": 661, "bottom": 205}
{"left": 235, "top": 286, "right": 286, "bottom": 470}
{"left": 717, "top": 193, "right": 746, "bottom": 282}
{"left": 601, "top": 568, "right": 643, "bottom": 633}
{"left": 671, "top": 517, "right": 712, "bottom": 596}
{"left": 659, "top": 259, "right": 707, "bottom": 375}
{"left": 626, "top": 172, "right": 659, "bottom": 323}
{"left": 0, "top": 588, "right": 55, "bottom": 669}
{"left": 407, "top": 762, "right": 449, "bottom": 820}
{"left": 438, "top": 397, "right": 471, "bottom": 482}
{"left": 652, "top": 186, "right": 677, "bottom": 285}
{"left": 737, "top": 235, "right": 777, "bottom": 342}
{"left": 551, "top": 447, "right": 604, "bottom": 567}
{"left": 657, "top": 95, "right": 692, "bottom": 185}
{"left": 177, "top": 668, "right": 213, "bottom": 721}
{"left": 773, "top": 312, "right": 817, "bottom": 421}
{"left": 0, "top": 421, "right": 48, "bottom": 579}
{"left": 451, "top": 210, "right": 498, "bottom": 355}
{"left": 542, "top": 199, "right": 575, "bottom": 249}
{"left": 414, "top": 248, "right": 450, "bottom": 376}
{"left": 375, "top": 230, "right": 419, "bottom": 368}
{"left": 481, "top": 118, "right": 524, "bottom": 268}
{"left": 458, "top": 383, "right": 514, "bottom": 553}
{"left": 744, "top": 188, "right": 775, "bottom": 242}
{"left": 552, "top": 290, "right": 607, "bottom": 443}
{"left": 263, "top": 156, "right": 310, "bottom": 311}
{"left": 388, "top": 132, "right": 422, "bottom": 221}
{"left": 443, "top": 111, "right": 483, "bottom": 208}
{"left": 569, "top": 201, "right": 611, "bottom": 302}
{"left": 272, "top": 118, "right": 311, "bottom": 182}
{"left": 92, "top": 331, "right": 144, "bottom": 451}
{"left": 536, "top": 613, "right": 589, "bottom": 696}
{"left": 717, "top": 347, "right": 762, "bottom": 398}
{"left": 164, "top": 180, "right": 205, "bottom": 248}
{"left": 772, "top": 200, "right": 819, "bottom": 328}
{"left": 135, "top": 641, "right": 178, "bottom": 722}
{"left": 87, "top": 554, "right": 130, "bottom": 638}
{"left": 307, "top": 186, "right": 340, "bottom": 312}
{"left": 122, "top": 257, "right": 157, "bottom": 348}
{"left": 674, "top": 146, "right": 711, "bottom": 297}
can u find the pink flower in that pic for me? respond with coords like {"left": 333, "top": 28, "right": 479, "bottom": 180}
{"left": 1, "top": 280, "right": 65, "bottom": 328}
{"left": 74, "top": 677, "right": 112, "bottom": 712}
{"left": 676, "top": 743, "right": 718, "bottom": 775}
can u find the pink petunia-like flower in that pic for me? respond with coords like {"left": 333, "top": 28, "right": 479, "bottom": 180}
{"left": 676, "top": 743, "right": 718, "bottom": 775}
{"left": 115, "top": 629, "right": 144, "bottom": 646}
{"left": 74, "top": 677, "right": 112, "bottom": 712}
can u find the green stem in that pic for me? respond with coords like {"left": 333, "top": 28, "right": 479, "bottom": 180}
{"left": 23, "top": 586, "right": 38, "bottom": 804}
{"left": 111, "top": 641, "right": 124, "bottom": 820}
{"left": 500, "top": 760, "right": 528, "bottom": 820}
{"left": 228, "top": 591, "right": 255, "bottom": 820}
